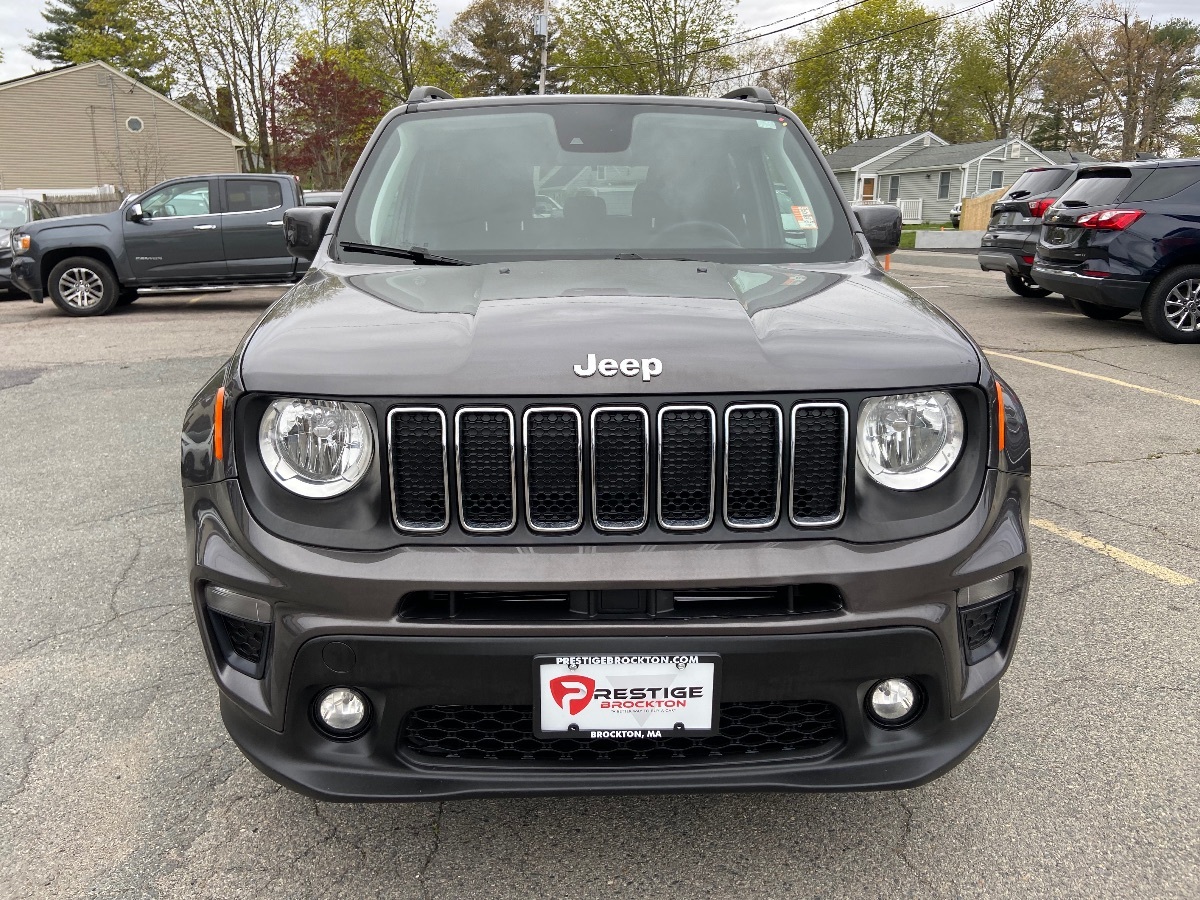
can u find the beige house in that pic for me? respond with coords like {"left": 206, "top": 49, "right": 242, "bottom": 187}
{"left": 0, "top": 60, "right": 246, "bottom": 195}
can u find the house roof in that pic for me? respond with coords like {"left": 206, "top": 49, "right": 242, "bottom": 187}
{"left": 877, "top": 139, "right": 1011, "bottom": 172}
{"left": 0, "top": 60, "right": 246, "bottom": 148}
{"left": 824, "top": 134, "right": 926, "bottom": 171}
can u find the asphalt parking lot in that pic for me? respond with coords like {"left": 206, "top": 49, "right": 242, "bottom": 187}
{"left": 1, "top": 257, "right": 1197, "bottom": 899}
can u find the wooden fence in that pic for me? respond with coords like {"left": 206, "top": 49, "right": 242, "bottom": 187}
{"left": 46, "top": 196, "right": 124, "bottom": 216}
{"left": 960, "top": 187, "right": 1006, "bottom": 231}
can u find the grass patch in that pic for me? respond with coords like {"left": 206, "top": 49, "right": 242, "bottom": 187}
{"left": 903, "top": 222, "right": 955, "bottom": 230}
{"left": 899, "top": 231, "right": 916, "bottom": 250}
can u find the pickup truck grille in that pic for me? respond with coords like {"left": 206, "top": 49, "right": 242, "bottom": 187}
{"left": 388, "top": 399, "right": 848, "bottom": 538}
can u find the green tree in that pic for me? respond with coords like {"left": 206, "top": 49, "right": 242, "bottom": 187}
{"left": 948, "top": 0, "right": 1080, "bottom": 140}
{"left": 1075, "top": 3, "right": 1200, "bottom": 159}
{"left": 449, "top": 0, "right": 555, "bottom": 96}
{"left": 27, "top": 0, "right": 172, "bottom": 93}
{"left": 788, "top": 0, "right": 952, "bottom": 152}
{"left": 558, "top": 0, "right": 737, "bottom": 95}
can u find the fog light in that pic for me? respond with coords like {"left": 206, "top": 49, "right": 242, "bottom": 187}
{"left": 315, "top": 687, "right": 369, "bottom": 737}
{"left": 867, "top": 678, "right": 921, "bottom": 728}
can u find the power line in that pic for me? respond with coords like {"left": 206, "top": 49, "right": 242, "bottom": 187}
{"left": 555, "top": 0, "right": 874, "bottom": 72}
{"left": 698, "top": 0, "right": 1000, "bottom": 87}
{"left": 728, "top": 0, "right": 849, "bottom": 40}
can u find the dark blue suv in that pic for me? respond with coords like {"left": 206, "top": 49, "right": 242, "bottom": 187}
{"left": 1032, "top": 160, "right": 1200, "bottom": 342}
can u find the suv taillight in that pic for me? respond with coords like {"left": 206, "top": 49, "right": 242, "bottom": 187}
{"left": 1076, "top": 209, "right": 1144, "bottom": 230}
{"left": 1028, "top": 197, "right": 1057, "bottom": 218}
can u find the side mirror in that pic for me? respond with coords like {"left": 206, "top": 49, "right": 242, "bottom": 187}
{"left": 127, "top": 202, "right": 146, "bottom": 223}
{"left": 853, "top": 204, "right": 902, "bottom": 257}
{"left": 284, "top": 206, "right": 334, "bottom": 262}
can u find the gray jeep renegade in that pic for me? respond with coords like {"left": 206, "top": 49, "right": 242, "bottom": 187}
{"left": 181, "top": 87, "right": 1032, "bottom": 801}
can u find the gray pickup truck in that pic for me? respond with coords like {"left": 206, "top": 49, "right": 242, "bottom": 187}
{"left": 9, "top": 173, "right": 305, "bottom": 316}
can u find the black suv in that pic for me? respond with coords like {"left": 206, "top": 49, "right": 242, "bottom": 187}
{"left": 979, "top": 164, "right": 1087, "bottom": 297}
{"left": 1033, "top": 160, "right": 1200, "bottom": 342}
{"left": 181, "top": 87, "right": 1031, "bottom": 801}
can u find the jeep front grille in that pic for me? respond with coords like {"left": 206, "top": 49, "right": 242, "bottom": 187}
{"left": 389, "top": 400, "right": 847, "bottom": 537}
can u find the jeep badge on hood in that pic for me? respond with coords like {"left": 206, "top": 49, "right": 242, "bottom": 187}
{"left": 573, "top": 354, "right": 663, "bottom": 381}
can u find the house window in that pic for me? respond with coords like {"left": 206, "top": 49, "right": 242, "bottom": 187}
{"left": 887, "top": 176, "right": 900, "bottom": 203}
{"left": 126, "top": 116, "right": 144, "bottom": 134}
{"left": 990, "top": 170, "right": 1005, "bottom": 190}
{"left": 938, "top": 171, "right": 951, "bottom": 200}
{"left": 1010, "top": 143, "right": 1021, "bottom": 158}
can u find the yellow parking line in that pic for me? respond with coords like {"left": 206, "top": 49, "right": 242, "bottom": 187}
{"left": 1030, "top": 518, "right": 1195, "bottom": 586}
{"left": 986, "top": 350, "right": 1200, "bottom": 407}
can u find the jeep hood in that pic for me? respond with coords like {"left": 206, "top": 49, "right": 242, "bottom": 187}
{"left": 239, "top": 259, "right": 980, "bottom": 395}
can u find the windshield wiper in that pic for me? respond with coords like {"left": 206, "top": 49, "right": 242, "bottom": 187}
{"left": 339, "top": 241, "right": 471, "bottom": 266}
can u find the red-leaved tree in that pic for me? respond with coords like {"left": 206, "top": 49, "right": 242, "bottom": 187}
{"left": 274, "top": 54, "right": 386, "bottom": 189}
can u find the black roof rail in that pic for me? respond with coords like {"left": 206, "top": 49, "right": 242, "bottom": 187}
{"left": 721, "top": 86, "right": 775, "bottom": 104}
{"left": 407, "top": 86, "right": 455, "bottom": 104}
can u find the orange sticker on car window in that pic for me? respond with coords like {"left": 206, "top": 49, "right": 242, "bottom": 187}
{"left": 791, "top": 206, "right": 818, "bottom": 229}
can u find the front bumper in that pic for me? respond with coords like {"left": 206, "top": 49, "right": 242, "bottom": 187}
{"left": 1031, "top": 265, "right": 1148, "bottom": 309}
{"left": 186, "top": 468, "right": 1031, "bottom": 800}
{"left": 9, "top": 255, "right": 41, "bottom": 300}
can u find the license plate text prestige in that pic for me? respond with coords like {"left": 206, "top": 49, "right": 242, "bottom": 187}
{"left": 535, "top": 654, "right": 720, "bottom": 738}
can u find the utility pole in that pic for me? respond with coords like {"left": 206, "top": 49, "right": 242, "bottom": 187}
{"left": 536, "top": 0, "right": 549, "bottom": 94}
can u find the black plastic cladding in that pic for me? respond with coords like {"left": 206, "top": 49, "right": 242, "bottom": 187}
{"left": 401, "top": 701, "right": 843, "bottom": 763}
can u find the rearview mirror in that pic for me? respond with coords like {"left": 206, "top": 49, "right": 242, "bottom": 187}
{"left": 284, "top": 206, "right": 334, "bottom": 262}
{"left": 852, "top": 204, "right": 902, "bottom": 257}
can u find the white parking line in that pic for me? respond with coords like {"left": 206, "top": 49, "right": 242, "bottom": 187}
{"left": 1031, "top": 518, "right": 1195, "bottom": 586}
{"left": 986, "top": 350, "right": 1200, "bottom": 407}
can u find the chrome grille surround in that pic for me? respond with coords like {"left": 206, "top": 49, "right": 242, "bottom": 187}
{"left": 723, "top": 403, "right": 783, "bottom": 530}
{"left": 590, "top": 406, "right": 650, "bottom": 533}
{"left": 789, "top": 402, "right": 849, "bottom": 527}
{"left": 522, "top": 406, "right": 583, "bottom": 534}
{"left": 454, "top": 407, "right": 517, "bottom": 534}
{"left": 656, "top": 405, "right": 717, "bottom": 532}
{"left": 387, "top": 406, "right": 449, "bottom": 534}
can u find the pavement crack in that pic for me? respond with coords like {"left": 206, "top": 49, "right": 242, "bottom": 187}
{"left": 418, "top": 801, "right": 446, "bottom": 900}
{"left": 894, "top": 796, "right": 940, "bottom": 897}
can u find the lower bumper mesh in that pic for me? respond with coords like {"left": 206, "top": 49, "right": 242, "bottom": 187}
{"left": 401, "top": 700, "right": 843, "bottom": 763}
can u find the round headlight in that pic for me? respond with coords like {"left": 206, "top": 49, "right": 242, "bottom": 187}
{"left": 258, "top": 398, "right": 373, "bottom": 498}
{"left": 856, "top": 391, "right": 964, "bottom": 490}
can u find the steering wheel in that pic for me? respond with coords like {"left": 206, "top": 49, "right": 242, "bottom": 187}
{"left": 651, "top": 220, "right": 741, "bottom": 248}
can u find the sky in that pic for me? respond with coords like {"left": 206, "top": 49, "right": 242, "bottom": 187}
{"left": 0, "top": 0, "right": 1197, "bottom": 83}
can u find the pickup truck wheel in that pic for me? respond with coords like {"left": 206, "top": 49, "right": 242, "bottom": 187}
{"left": 47, "top": 257, "right": 119, "bottom": 317}
{"left": 1071, "top": 298, "right": 1132, "bottom": 321}
{"left": 1141, "top": 266, "right": 1200, "bottom": 343}
{"left": 1005, "top": 273, "right": 1051, "bottom": 298}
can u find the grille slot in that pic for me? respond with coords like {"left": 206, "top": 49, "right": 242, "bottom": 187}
{"left": 455, "top": 408, "right": 516, "bottom": 533}
{"left": 724, "top": 404, "right": 782, "bottom": 528}
{"left": 402, "top": 701, "right": 843, "bottom": 763}
{"left": 657, "top": 405, "right": 716, "bottom": 530}
{"left": 591, "top": 407, "right": 649, "bottom": 532}
{"left": 790, "top": 403, "right": 848, "bottom": 526}
{"left": 397, "top": 584, "right": 842, "bottom": 621}
{"left": 388, "top": 408, "right": 449, "bottom": 533}
{"left": 523, "top": 407, "right": 582, "bottom": 533}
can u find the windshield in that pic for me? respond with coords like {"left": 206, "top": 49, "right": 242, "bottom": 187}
{"left": 1058, "top": 170, "right": 1131, "bottom": 208}
{"left": 1004, "top": 168, "right": 1069, "bottom": 199}
{"left": 337, "top": 103, "right": 857, "bottom": 264}
{"left": 0, "top": 201, "right": 29, "bottom": 229}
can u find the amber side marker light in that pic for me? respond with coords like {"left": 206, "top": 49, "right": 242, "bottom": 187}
{"left": 994, "top": 380, "right": 1006, "bottom": 453}
{"left": 214, "top": 386, "right": 226, "bottom": 461}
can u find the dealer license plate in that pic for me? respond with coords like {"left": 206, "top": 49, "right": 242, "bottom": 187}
{"left": 534, "top": 653, "right": 720, "bottom": 739}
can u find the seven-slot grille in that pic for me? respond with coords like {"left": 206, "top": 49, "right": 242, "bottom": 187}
{"left": 388, "top": 401, "right": 847, "bottom": 536}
